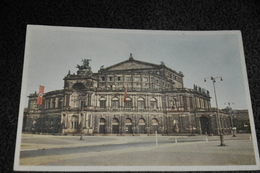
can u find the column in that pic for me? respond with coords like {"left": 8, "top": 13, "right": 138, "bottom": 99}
{"left": 145, "top": 94, "right": 148, "bottom": 110}
{"left": 97, "top": 95, "right": 100, "bottom": 107}
{"left": 68, "top": 94, "right": 71, "bottom": 107}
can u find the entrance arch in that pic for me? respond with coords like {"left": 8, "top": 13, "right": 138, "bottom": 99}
{"left": 200, "top": 116, "right": 209, "bottom": 135}
{"left": 138, "top": 118, "right": 146, "bottom": 134}
{"left": 125, "top": 118, "right": 132, "bottom": 134}
{"left": 99, "top": 118, "right": 106, "bottom": 134}
{"left": 112, "top": 118, "right": 119, "bottom": 134}
{"left": 151, "top": 118, "right": 158, "bottom": 134}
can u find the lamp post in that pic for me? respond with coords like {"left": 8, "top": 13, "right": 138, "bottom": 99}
{"left": 204, "top": 76, "right": 225, "bottom": 146}
{"left": 224, "top": 102, "right": 236, "bottom": 137}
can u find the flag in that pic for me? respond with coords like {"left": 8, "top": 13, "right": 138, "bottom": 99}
{"left": 37, "top": 85, "right": 45, "bottom": 105}
{"left": 123, "top": 83, "right": 128, "bottom": 102}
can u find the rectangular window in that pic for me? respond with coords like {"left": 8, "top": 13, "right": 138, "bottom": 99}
{"left": 112, "top": 100, "right": 119, "bottom": 109}
{"left": 134, "top": 77, "right": 140, "bottom": 81}
{"left": 101, "top": 77, "right": 105, "bottom": 81}
{"left": 150, "top": 101, "right": 157, "bottom": 109}
{"left": 100, "top": 100, "right": 106, "bottom": 108}
{"left": 126, "top": 77, "right": 131, "bottom": 81}
{"left": 109, "top": 77, "right": 113, "bottom": 81}
{"left": 80, "top": 100, "right": 86, "bottom": 108}
{"left": 138, "top": 101, "right": 145, "bottom": 109}
{"left": 124, "top": 100, "right": 132, "bottom": 108}
{"left": 52, "top": 101, "right": 55, "bottom": 108}
{"left": 118, "top": 77, "right": 121, "bottom": 81}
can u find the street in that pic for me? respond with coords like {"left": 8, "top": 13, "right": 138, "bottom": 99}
{"left": 19, "top": 134, "right": 256, "bottom": 166}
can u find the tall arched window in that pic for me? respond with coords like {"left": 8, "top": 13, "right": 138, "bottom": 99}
{"left": 62, "top": 114, "right": 67, "bottom": 128}
{"left": 59, "top": 99, "right": 63, "bottom": 108}
{"left": 99, "top": 118, "right": 106, "bottom": 134}
{"left": 124, "top": 97, "right": 132, "bottom": 109}
{"left": 150, "top": 98, "right": 157, "bottom": 109}
{"left": 52, "top": 99, "right": 56, "bottom": 108}
{"left": 100, "top": 97, "right": 106, "bottom": 109}
{"left": 71, "top": 116, "right": 78, "bottom": 129}
{"left": 137, "top": 97, "right": 145, "bottom": 109}
{"left": 112, "top": 97, "right": 119, "bottom": 109}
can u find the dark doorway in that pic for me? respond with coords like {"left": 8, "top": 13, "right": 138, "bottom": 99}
{"left": 125, "top": 118, "right": 132, "bottom": 134}
{"left": 151, "top": 118, "right": 158, "bottom": 134}
{"left": 112, "top": 118, "right": 119, "bottom": 134}
{"left": 99, "top": 118, "right": 106, "bottom": 134}
{"left": 200, "top": 116, "right": 209, "bottom": 135}
{"left": 139, "top": 125, "right": 145, "bottom": 134}
{"left": 138, "top": 118, "right": 146, "bottom": 134}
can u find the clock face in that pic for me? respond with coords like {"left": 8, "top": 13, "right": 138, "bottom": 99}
{"left": 38, "top": 93, "right": 43, "bottom": 97}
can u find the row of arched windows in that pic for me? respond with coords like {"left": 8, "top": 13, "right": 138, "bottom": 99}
{"left": 99, "top": 118, "right": 158, "bottom": 124}
{"left": 100, "top": 97, "right": 157, "bottom": 109}
{"left": 69, "top": 116, "right": 159, "bottom": 129}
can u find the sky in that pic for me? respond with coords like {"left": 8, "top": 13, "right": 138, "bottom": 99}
{"left": 21, "top": 25, "right": 252, "bottom": 110}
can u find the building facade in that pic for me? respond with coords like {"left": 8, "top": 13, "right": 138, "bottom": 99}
{"left": 23, "top": 54, "right": 232, "bottom": 136}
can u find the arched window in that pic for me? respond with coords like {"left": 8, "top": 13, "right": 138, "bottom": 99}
{"left": 72, "top": 83, "right": 85, "bottom": 91}
{"left": 151, "top": 118, "right": 158, "bottom": 125}
{"left": 47, "top": 100, "right": 50, "bottom": 109}
{"left": 137, "top": 97, "right": 145, "bottom": 109}
{"left": 52, "top": 99, "right": 56, "bottom": 108}
{"left": 138, "top": 118, "right": 145, "bottom": 124}
{"left": 71, "top": 116, "right": 78, "bottom": 129}
{"left": 100, "top": 118, "right": 106, "bottom": 124}
{"left": 112, "top": 118, "right": 119, "bottom": 124}
{"left": 80, "top": 100, "right": 86, "bottom": 108}
{"left": 150, "top": 98, "right": 157, "bottom": 109}
{"left": 58, "top": 99, "right": 63, "bottom": 108}
{"left": 100, "top": 97, "right": 106, "bottom": 109}
{"left": 99, "top": 118, "right": 106, "bottom": 134}
{"left": 124, "top": 97, "right": 132, "bottom": 109}
{"left": 126, "top": 118, "right": 132, "bottom": 123}
{"left": 112, "top": 97, "right": 119, "bottom": 109}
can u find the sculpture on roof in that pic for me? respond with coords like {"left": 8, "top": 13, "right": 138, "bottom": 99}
{"left": 77, "top": 59, "right": 92, "bottom": 70}
{"left": 129, "top": 53, "right": 134, "bottom": 60}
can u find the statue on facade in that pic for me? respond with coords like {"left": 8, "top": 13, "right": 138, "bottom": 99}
{"left": 77, "top": 59, "right": 92, "bottom": 70}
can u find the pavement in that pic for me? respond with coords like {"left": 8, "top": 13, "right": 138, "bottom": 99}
{"left": 19, "top": 133, "right": 257, "bottom": 167}
{"left": 20, "top": 133, "right": 253, "bottom": 150}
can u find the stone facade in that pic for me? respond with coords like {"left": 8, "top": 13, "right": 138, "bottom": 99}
{"left": 23, "top": 54, "right": 232, "bottom": 136}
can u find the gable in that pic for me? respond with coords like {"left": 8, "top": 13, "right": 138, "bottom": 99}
{"left": 107, "top": 60, "right": 160, "bottom": 71}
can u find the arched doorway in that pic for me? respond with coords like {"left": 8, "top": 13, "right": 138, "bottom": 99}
{"left": 99, "top": 118, "right": 106, "bottom": 134}
{"left": 200, "top": 116, "right": 209, "bottom": 135}
{"left": 112, "top": 118, "right": 119, "bottom": 134}
{"left": 151, "top": 118, "right": 158, "bottom": 134}
{"left": 125, "top": 118, "right": 132, "bottom": 134}
{"left": 138, "top": 118, "right": 146, "bottom": 134}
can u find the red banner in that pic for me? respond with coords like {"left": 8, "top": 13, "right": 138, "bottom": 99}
{"left": 123, "top": 83, "right": 128, "bottom": 102}
{"left": 37, "top": 85, "right": 44, "bottom": 105}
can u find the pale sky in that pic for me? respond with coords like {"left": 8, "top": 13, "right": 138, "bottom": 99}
{"left": 21, "top": 25, "right": 251, "bottom": 110}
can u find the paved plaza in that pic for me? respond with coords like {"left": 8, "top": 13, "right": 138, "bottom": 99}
{"left": 19, "top": 133, "right": 256, "bottom": 166}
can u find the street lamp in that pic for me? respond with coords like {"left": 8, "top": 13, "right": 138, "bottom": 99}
{"left": 224, "top": 102, "right": 236, "bottom": 137}
{"left": 204, "top": 76, "right": 226, "bottom": 146}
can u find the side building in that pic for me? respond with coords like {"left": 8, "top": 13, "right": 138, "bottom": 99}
{"left": 23, "top": 54, "right": 232, "bottom": 136}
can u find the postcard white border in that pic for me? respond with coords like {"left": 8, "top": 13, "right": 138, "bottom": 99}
{"left": 14, "top": 25, "right": 260, "bottom": 171}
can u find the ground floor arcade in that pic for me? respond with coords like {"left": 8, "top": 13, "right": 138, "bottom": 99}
{"left": 60, "top": 111, "right": 232, "bottom": 136}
